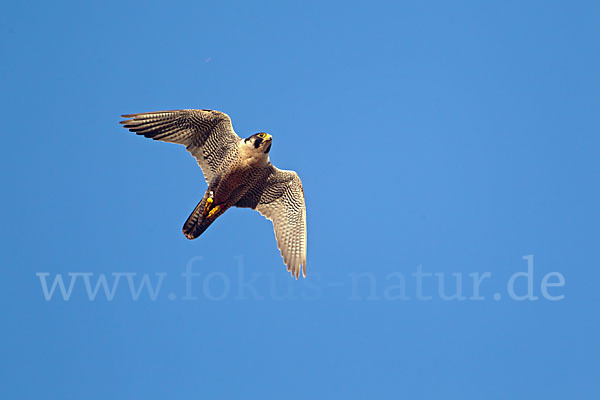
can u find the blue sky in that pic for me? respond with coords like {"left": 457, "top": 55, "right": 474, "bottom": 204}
{"left": 1, "top": 1, "right": 598, "bottom": 398}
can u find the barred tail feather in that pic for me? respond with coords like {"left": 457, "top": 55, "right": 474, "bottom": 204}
{"left": 182, "top": 198, "right": 214, "bottom": 239}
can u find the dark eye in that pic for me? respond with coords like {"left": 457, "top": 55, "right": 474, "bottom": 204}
{"left": 258, "top": 133, "right": 265, "bottom": 138}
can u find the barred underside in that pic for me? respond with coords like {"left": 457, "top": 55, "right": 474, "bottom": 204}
{"left": 121, "top": 109, "right": 307, "bottom": 278}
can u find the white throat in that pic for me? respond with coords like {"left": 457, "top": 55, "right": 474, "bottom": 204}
{"left": 239, "top": 139, "right": 270, "bottom": 167}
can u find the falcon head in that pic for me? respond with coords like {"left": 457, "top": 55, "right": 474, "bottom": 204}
{"left": 245, "top": 132, "right": 272, "bottom": 154}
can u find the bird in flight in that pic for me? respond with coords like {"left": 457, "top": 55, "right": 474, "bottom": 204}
{"left": 120, "top": 109, "right": 307, "bottom": 278}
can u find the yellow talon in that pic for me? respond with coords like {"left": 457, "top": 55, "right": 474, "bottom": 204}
{"left": 207, "top": 205, "right": 220, "bottom": 219}
{"left": 203, "top": 192, "right": 214, "bottom": 215}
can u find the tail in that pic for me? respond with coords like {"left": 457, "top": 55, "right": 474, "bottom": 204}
{"left": 182, "top": 197, "right": 215, "bottom": 240}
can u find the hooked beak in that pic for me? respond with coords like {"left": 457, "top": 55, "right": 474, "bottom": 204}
{"left": 264, "top": 135, "right": 272, "bottom": 153}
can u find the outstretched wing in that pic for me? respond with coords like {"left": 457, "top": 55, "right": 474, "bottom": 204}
{"left": 120, "top": 109, "right": 240, "bottom": 183}
{"left": 237, "top": 166, "right": 307, "bottom": 279}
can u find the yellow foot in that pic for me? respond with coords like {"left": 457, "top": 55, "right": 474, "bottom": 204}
{"left": 207, "top": 205, "right": 221, "bottom": 219}
{"left": 203, "top": 191, "right": 214, "bottom": 216}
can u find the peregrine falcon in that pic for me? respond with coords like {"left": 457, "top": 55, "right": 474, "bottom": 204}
{"left": 120, "top": 109, "right": 307, "bottom": 278}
